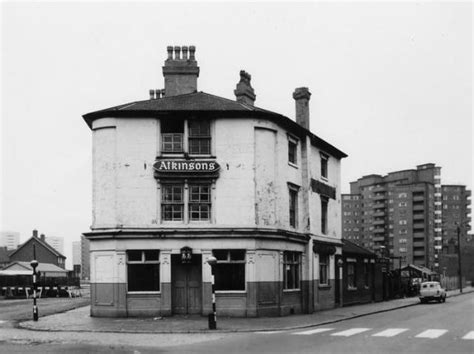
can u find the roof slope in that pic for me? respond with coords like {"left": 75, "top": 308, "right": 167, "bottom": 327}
{"left": 83, "top": 91, "right": 347, "bottom": 159}
{"left": 342, "top": 239, "right": 376, "bottom": 256}
{"left": 9, "top": 236, "right": 66, "bottom": 259}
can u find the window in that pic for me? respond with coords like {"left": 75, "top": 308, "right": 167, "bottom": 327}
{"left": 398, "top": 193, "right": 407, "bottom": 198}
{"left": 288, "top": 137, "right": 298, "bottom": 165}
{"left": 320, "top": 152, "right": 329, "bottom": 179}
{"left": 399, "top": 220, "right": 407, "bottom": 225}
{"left": 213, "top": 250, "right": 246, "bottom": 291}
{"left": 319, "top": 254, "right": 329, "bottom": 285}
{"left": 347, "top": 262, "right": 356, "bottom": 289}
{"left": 161, "top": 184, "right": 184, "bottom": 221}
{"left": 284, "top": 251, "right": 301, "bottom": 290}
{"left": 289, "top": 186, "right": 299, "bottom": 228}
{"left": 321, "top": 197, "right": 328, "bottom": 235}
{"left": 364, "top": 262, "right": 370, "bottom": 287}
{"left": 127, "top": 250, "right": 160, "bottom": 292}
{"left": 161, "top": 182, "right": 212, "bottom": 222}
{"left": 189, "top": 184, "right": 211, "bottom": 221}
{"left": 188, "top": 120, "right": 211, "bottom": 155}
{"left": 399, "top": 238, "right": 407, "bottom": 243}
{"left": 161, "top": 119, "right": 184, "bottom": 153}
{"left": 399, "top": 248, "right": 407, "bottom": 253}
{"left": 399, "top": 202, "right": 407, "bottom": 207}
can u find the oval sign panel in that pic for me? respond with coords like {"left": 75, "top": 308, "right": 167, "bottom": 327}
{"left": 153, "top": 160, "right": 220, "bottom": 173}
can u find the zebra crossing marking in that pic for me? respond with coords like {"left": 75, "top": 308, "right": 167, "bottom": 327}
{"left": 462, "top": 331, "right": 474, "bottom": 340}
{"left": 294, "top": 328, "right": 335, "bottom": 335}
{"left": 415, "top": 329, "right": 448, "bottom": 339}
{"left": 372, "top": 328, "right": 409, "bottom": 337}
{"left": 255, "top": 331, "right": 284, "bottom": 334}
{"left": 331, "top": 328, "right": 371, "bottom": 337}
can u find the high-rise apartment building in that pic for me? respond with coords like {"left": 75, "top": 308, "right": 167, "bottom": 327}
{"left": 342, "top": 163, "right": 443, "bottom": 270}
{"left": 80, "top": 235, "right": 90, "bottom": 280}
{"left": 441, "top": 185, "right": 472, "bottom": 250}
{"left": 0, "top": 231, "right": 20, "bottom": 250}
{"left": 72, "top": 241, "right": 81, "bottom": 266}
{"left": 45, "top": 236, "right": 64, "bottom": 254}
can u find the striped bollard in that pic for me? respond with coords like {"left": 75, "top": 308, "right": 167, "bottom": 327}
{"left": 207, "top": 256, "right": 217, "bottom": 330}
{"left": 30, "top": 259, "right": 39, "bottom": 321}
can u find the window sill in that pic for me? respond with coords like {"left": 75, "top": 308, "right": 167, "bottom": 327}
{"left": 288, "top": 162, "right": 299, "bottom": 169}
{"left": 318, "top": 284, "right": 331, "bottom": 289}
{"left": 215, "top": 291, "right": 246, "bottom": 296}
{"left": 283, "top": 289, "right": 301, "bottom": 293}
{"left": 347, "top": 287, "right": 357, "bottom": 291}
{"left": 127, "top": 291, "right": 161, "bottom": 295}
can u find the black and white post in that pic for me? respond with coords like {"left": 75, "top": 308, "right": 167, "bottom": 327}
{"left": 31, "top": 244, "right": 39, "bottom": 321}
{"left": 207, "top": 255, "right": 217, "bottom": 330}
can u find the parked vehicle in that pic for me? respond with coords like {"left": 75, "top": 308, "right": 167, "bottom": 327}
{"left": 419, "top": 281, "right": 446, "bottom": 303}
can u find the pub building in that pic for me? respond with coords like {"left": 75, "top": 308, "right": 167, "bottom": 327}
{"left": 82, "top": 45, "right": 347, "bottom": 317}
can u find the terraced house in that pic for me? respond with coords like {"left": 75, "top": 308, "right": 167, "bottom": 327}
{"left": 83, "top": 46, "right": 347, "bottom": 317}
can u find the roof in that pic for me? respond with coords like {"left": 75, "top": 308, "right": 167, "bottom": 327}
{"left": 342, "top": 239, "right": 376, "bottom": 256}
{"left": 0, "top": 247, "right": 10, "bottom": 263}
{"left": 402, "top": 264, "right": 437, "bottom": 275}
{"left": 83, "top": 91, "right": 347, "bottom": 159}
{"left": 9, "top": 236, "right": 66, "bottom": 259}
{"left": 2, "top": 261, "right": 68, "bottom": 273}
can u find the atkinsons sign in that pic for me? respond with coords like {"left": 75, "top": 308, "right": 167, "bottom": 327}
{"left": 153, "top": 159, "right": 220, "bottom": 174}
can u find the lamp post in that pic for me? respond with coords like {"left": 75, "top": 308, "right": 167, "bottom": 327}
{"left": 337, "top": 258, "right": 344, "bottom": 307}
{"left": 207, "top": 255, "right": 217, "bottom": 330}
{"left": 31, "top": 245, "right": 39, "bottom": 321}
{"left": 456, "top": 224, "right": 463, "bottom": 293}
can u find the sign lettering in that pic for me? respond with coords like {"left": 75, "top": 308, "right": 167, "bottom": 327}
{"left": 153, "top": 160, "right": 220, "bottom": 173}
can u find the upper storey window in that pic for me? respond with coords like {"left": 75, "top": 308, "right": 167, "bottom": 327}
{"left": 160, "top": 119, "right": 211, "bottom": 155}
{"left": 288, "top": 136, "right": 298, "bottom": 165}
{"left": 320, "top": 152, "right": 329, "bottom": 180}
{"left": 161, "top": 119, "right": 184, "bottom": 153}
{"left": 189, "top": 120, "right": 211, "bottom": 155}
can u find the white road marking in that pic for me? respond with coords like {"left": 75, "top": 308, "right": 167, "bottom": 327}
{"left": 331, "top": 328, "right": 371, "bottom": 337}
{"left": 294, "top": 328, "right": 334, "bottom": 335}
{"left": 255, "top": 331, "right": 284, "bottom": 334}
{"left": 372, "top": 328, "right": 409, "bottom": 337}
{"left": 415, "top": 329, "right": 448, "bottom": 338}
{"left": 462, "top": 331, "right": 474, "bottom": 340}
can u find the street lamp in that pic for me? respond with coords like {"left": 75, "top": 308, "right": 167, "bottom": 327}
{"left": 337, "top": 258, "right": 344, "bottom": 307}
{"left": 207, "top": 255, "right": 217, "bottom": 330}
{"left": 456, "top": 224, "right": 463, "bottom": 293}
{"left": 30, "top": 258, "right": 39, "bottom": 321}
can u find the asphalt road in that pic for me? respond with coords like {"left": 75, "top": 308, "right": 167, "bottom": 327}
{"left": 0, "top": 294, "right": 472, "bottom": 353}
{"left": 167, "top": 294, "right": 474, "bottom": 354}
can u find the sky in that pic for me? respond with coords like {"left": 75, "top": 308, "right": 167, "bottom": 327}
{"left": 1, "top": 1, "right": 472, "bottom": 268}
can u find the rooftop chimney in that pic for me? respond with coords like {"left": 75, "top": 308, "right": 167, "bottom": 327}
{"left": 293, "top": 87, "right": 311, "bottom": 130}
{"left": 162, "top": 45, "right": 199, "bottom": 97}
{"left": 234, "top": 70, "right": 256, "bottom": 106}
{"left": 33, "top": 229, "right": 38, "bottom": 238}
{"left": 40, "top": 234, "right": 45, "bottom": 241}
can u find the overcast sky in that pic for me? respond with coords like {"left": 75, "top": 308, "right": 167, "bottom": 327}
{"left": 1, "top": 1, "right": 472, "bottom": 268}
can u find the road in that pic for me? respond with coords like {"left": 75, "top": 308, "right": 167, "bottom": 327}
{"left": 0, "top": 294, "right": 472, "bottom": 353}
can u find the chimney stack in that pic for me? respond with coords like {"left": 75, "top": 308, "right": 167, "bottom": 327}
{"left": 162, "top": 45, "right": 199, "bottom": 97}
{"left": 40, "top": 234, "right": 45, "bottom": 241}
{"left": 149, "top": 89, "right": 155, "bottom": 100}
{"left": 293, "top": 87, "right": 311, "bottom": 130}
{"left": 234, "top": 70, "right": 256, "bottom": 106}
{"left": 33, "top": 229, "right": 38, "bottom": 238}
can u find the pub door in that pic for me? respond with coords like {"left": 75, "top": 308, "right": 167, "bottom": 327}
{"left": 171, "top": 254, "right": 202, "bottom": 315}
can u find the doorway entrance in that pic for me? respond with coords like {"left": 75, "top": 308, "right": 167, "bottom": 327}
{"left": 171, "top": 254, "right": 202, "bottom": 314}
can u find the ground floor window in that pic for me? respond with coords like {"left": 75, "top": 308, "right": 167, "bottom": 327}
{"left": 213, "top": 250, "right": 246, "bottom": 291}
{"left": 347, "top": 261, "right": 356, "bottom": 289}
{"left": 319, "top": 254, "right": 329, "bottom": 285}
{"left": 127, "top": 250, "right": 160, "bottom": 292}
{"left": 284, "top": 251, "right": 301, "bottom": 290}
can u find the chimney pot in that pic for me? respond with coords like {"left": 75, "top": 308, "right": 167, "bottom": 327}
{"left": 40, "top": 234, "right": 45, "bottom": 241}
{"left": 189, "top": 46, "right": 196, "bottom": 60}
{"left": 167, "top": 46, "right": 173, "bottom": 59}
{"left": 155, "top": 89, "right": 161, "bottom": 99}
{"left": 182, "top": 46, "right": 189, "bottom": 60}
{"left": 149, "top": 89, "right": 155, "bottom": 100}
{"left": 174, "top": 46, "right": 181, "bottom": 60}
{"left": 161, "top": 89, "right": 166, "bottom": 97}
{"left": 33, "top": 229, "right": 38, "bottom": 238}
{"left": 293, "top": 87, "right": 311, "bottom": 130}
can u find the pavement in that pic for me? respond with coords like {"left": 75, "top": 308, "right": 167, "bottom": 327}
{"left": 18, "top": 287, "right": 474, "bottom": 334}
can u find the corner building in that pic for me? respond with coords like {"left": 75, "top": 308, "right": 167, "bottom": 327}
{"left": 83, "top": 46, "right": 347, "bottom": 317}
